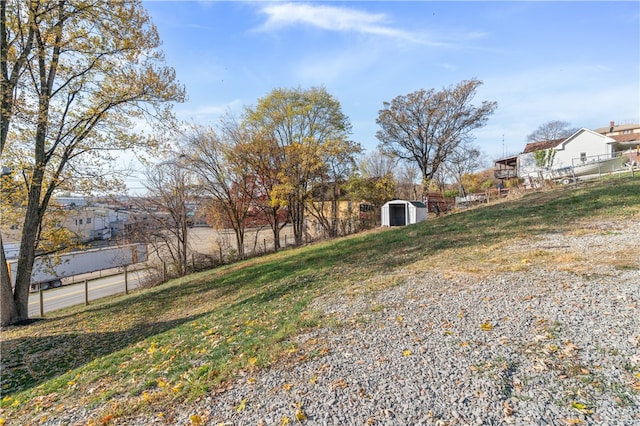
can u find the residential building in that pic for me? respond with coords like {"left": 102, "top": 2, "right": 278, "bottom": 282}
{"left": 494, "top": 123, "right": 636, "bottom": 183}
{"left": 594, "top": 121, "right": 640, "bottom": 162}
{"left": 517, "top": 129, "right": 617, "bottom": 177}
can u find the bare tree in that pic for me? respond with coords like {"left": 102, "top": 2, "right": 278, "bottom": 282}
{"left": 376, "top": 79, "right": 497, "bottom": 198}
{"left": 527, "top": 120, "right": 579, "bottom": 142}
{"left": 233, "top": 130, "right": 289, "bottom": 252}
{"left": 395, "top": 161, "right": 421, "bottom": 200}
{"left": 135, "top": 156, "right": 196, "bottom": 278}
{"left": 359, "top": 149, "right": 397, "bottom": 178}
{"left": 185, "top": 124, "right": 256, "bottom": 260}
{"left": 444, "top": 141, "right": 486, "bottom": 197}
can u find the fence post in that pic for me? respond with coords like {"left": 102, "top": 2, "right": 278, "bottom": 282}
{"left": 264, "top": 238, "right": 267, "bottom": 253}
{"left": 84, "top": 279, "right": 89, "bottom": 305}
{"left": 124, "top": 267, "right": 129, "bottom": 295}
{"left": 39, "top": 288, "right": 44, "bottom": 318}
{"left": 162, "top": 262, "right": 167, "bottom": 282}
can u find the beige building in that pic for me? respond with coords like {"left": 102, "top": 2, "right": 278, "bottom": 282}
{"left": 594, "top": 121, "right": 640, "bottom": 161}
{"left": 60, "top": 207, "right": 112, "bottom": 242}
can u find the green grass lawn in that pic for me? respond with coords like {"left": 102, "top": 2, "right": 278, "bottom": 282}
{"left": 1, "top": 177, "right": 639, "bottom": 423}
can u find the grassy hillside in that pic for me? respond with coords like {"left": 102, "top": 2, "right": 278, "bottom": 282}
{"left": 2, "top": 178, "right": 639, "bottom": 423}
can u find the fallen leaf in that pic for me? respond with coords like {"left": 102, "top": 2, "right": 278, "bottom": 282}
{"left": 236, "top": 399, "right": 247, "bottom": 412}
{"left": 331, "top": 378, "right": 348, "bottom": 389}
{"left": 402, "top": 349, "right": 412, "bottom": 357}
{"left": 480, "top": 321, "right": 494, "bottom": 331}
{"left": 503, "top": 401, "right": 514, "bottom": 416}
{"left": 295, "top": 408, "right": 307, "bottom": 422}
{"left": 571, "top": 401, "right": 592, "bottom": 414}
{"left": 561, "top": 418, "right": 583, "bottom": 425}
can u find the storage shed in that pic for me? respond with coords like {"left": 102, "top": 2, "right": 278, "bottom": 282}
{"left": 381, "top": 200, "right": 427, "bottom": 227}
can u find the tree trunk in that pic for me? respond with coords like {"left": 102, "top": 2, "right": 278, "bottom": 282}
{"left": 233, "top": 226, "right": 245, "bottom": 260}
{"left": 291, "top": 204, "right": 304, "bottom": 246}
{"left": 0, "top": 236, "right": 18, "bottom": 327}
{"left": 272, "top": 220, "right": 281, "bottom": 251}
{"left": 180, "top": 217, "right": 188, "bottom": 275}
{"left": 289, "top": 193, "right": 305, "bottom": 246}
{"left": 330, "top": 185, "right": 339, "bottom": 238}
{"left": 5, "top": 64, "right": 51, "bottom": 324}
{"left": 10, "top": 181, "right": 44, "bottom": 324}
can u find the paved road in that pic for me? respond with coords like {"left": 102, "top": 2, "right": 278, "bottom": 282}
{"left": 24, "top": 225, "right": 297, "bottom": 318}
{"left": 28, "top": 268, "right": 150, "bottom": 317}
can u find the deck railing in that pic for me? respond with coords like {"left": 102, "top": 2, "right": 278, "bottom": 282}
{"left": 494, "top": 168, "right": 518, "bottom": 179}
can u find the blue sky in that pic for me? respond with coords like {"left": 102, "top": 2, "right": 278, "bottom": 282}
{"left": 143, "top": 0, "right": 639, "bottom": 163}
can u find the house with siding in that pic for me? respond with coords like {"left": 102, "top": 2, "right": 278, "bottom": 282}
{"left": 494, "top": 125, "right": 629, "bottom": 183}
{"left": 517, "top": 129, "right": 617, "bottom": 178}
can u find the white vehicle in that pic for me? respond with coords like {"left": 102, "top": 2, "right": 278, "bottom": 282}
{"left": 6, "top": 244, "right": 147, "bottom": 291}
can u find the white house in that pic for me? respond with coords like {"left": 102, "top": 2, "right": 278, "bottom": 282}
{"left": 381, "top": 200, "right": 427, "bottom": 227}
{"left": 518, "top": 128, "right": 617, "bottom": 177}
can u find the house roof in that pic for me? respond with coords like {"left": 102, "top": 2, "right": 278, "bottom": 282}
{"left": 522, "top": 138, "right": 564, "bottom": 154}
{"left": 523, "top": 129, "right": 617, "bottom": 154}
{"left": 607, "top": 134, "right": 640, "bottom": 144}
{"left": 594, "top": 123, "right": 640, "bottom": 134}
{"left": 555, "top": 128, "right": 616, "bottom": 151}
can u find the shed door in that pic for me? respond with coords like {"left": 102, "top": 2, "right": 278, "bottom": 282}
{"left": 389, "top": 204, "right": 406, "bottom": 226}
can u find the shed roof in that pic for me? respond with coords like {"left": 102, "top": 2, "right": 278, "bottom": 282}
{"left": 384, "top": 200, "right": 427, "bottom": 208}
{"left": 408, "top": 201, "right": 426, "bottom": 208}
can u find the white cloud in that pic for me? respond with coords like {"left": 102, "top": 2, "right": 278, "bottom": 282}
{"left": 255, "top": 2, "right": 452, "bottom": 47}
{"left": 176, "top": 99, "right": 244, "bottom": 122}
{"left": 438, "top": 63, "right": 458, "bottom": 72}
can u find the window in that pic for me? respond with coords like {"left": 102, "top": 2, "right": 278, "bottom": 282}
{"left": 87, "top": 217, "right": 92, "bottom": 224}
{"left": 580, "top": 152, "right": 587, "bottom": 163}
{"left": 78, "top": 219, "right": 83, "bottom": 225}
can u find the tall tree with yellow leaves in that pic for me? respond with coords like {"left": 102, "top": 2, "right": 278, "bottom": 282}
{"left": 0, "top": 0, "right": 184, "bottom": 326}
{"left": 244, "top": 87, "right": 356, "bottom": 245}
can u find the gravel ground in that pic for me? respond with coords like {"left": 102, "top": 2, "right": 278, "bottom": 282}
{"left": 41, "top": 221, "right": 640, "bottom": 425}
{"left": 158, "top": 221, "right": 639, "bottom": 426}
